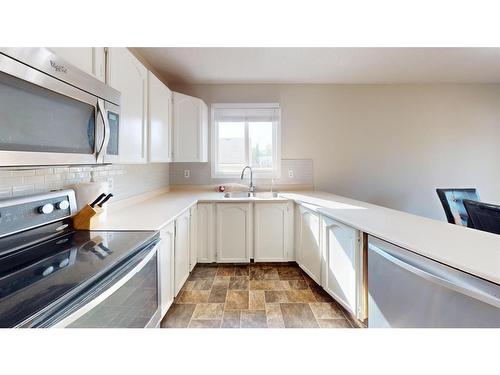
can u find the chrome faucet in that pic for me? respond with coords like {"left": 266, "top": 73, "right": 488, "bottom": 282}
{"left": 240, "top": 166, "right": 256, "bottom": 193}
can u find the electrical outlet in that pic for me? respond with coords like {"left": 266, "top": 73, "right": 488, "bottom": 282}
{"left": 107, "top": 177, "right": 114, "bottom": 191}
{"left": 184, "top": 170, "right": 190, "bottom": 178}
{"left": 288, "top": 169, "right": 294, "bottom": 178}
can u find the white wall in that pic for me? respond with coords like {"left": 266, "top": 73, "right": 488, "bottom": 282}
{"left": 171, "top": 83, "right": 500, "bottom": 220}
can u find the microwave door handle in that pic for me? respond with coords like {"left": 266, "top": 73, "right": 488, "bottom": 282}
{"left": 96, "top": 99, "right": 110, "bottom": 163}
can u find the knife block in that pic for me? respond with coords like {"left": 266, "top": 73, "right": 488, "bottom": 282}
{"left": 72, "top": 204, "right": 104, "bottom": 230}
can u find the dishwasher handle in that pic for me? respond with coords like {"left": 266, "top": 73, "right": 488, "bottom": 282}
{"left": 368, "top": 238, "right": 500, "bottom": 309}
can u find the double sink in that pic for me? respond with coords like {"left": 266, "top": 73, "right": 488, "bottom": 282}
{"left": 223, "top": 191, "right": 280, "bottom": 199}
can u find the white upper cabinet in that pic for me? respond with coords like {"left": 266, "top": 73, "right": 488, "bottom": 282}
{"left": 107, "top": 48, "right": 148, "bottom": 163}
{"left": 49, "top": 47, "right": 105, "bottom": 82}
{"left": 254, "top": 202, "right": 294, "bottom": 262}
{"left": 322, "top": 216, "right": 361, "bottom": 316}
{"left": 216, "top": 203, "right": 252, "bottom": 263}
{"left": 172, "top": 92, "right": 208, "bottom": 162}
{"left": 148, "top": 71, "right": 172, "bottom": 162}
{"left": 295, "top": 204, "right": 321, "bottom": 283}
{"left": 197, "top": 203, "right": 216, "bottom": 263}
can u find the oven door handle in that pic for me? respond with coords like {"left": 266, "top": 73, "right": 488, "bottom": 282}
{"left": 50, "top": 241, "right": 160, "bottom": 328}
{"left": 96, "top": 98, "right": 110, "bottom": 163}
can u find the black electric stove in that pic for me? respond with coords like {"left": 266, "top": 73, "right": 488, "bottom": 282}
{"left": 0, "top": 190, "right": 159, "bottom": 327}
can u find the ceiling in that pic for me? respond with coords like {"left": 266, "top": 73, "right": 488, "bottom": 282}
{"left": 136, "top": 48, "right": 500, "bottom": 85}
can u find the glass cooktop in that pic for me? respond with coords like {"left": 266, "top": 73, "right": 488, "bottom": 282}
{"left": 0, "top": 219, "right": 158, "bottom": 327}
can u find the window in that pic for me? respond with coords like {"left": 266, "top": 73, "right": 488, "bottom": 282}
{"left": 211, "top": 103, "right": 281, "bottom": 178}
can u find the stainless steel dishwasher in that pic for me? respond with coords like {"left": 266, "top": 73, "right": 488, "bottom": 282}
{"left": 368, "top": 236, "right": 500, "bottom": 328}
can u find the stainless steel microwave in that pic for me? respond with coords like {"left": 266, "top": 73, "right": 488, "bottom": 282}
{"left": 0, "top": 48, "right": 121, "bottom": 166}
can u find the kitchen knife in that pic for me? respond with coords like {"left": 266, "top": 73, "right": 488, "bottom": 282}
{"left": 97, "top": 193, "right": 114, "bottom": 207}
{"left": 89, "top": 193, "right": 106, "bottom": 208}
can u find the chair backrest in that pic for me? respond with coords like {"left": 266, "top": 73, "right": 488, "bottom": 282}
{"left": 436, "top": 188, "right": 479, "bottom": 226}
{"left": 463, "top": 200, "right": 500, "bottom": 235}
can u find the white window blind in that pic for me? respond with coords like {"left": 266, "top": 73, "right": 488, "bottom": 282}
{"left": 211, "top": 103, "right": 281, "bottom": 178}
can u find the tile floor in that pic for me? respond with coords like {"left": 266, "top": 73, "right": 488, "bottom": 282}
{"left": 161, "top": 262, "right": 360, "bottom": 328}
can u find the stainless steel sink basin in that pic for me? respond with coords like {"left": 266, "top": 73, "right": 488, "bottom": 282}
{"left": 223, "top": 191, "right": 279, "bottom": 199}
{"left": 223, "top": 192, "right": 252, "bottom": 198}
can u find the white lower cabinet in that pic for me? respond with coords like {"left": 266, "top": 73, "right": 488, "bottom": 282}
{"left": 159, "top": 222, "right": 175, "bottom": 317}
{"left": 189, "top": 205, "right": 197, "bottom": 271}
{"left": 174, "top": 209, "right": 191, "bottom": 296}
{"left": 197, "top": 203, "right": 216, "bottom": 263}
{"left": 216, "top": 203, "right": 252, "bottom": 263}
{"left": 254, "top": 202, "right": 294, "bottom": 262}
{"left": 295, "top": 204, "right": 322, "bottom": 283}
{"left": 322, "top": 215, "right": 362, "bottom": 317}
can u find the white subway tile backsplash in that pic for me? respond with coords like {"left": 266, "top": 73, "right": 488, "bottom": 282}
{"left": 12, "top": 185, "right": 34, "bottom": 196}
{"left": 0, "top": 187, "right": 12, "bottom": 199}
{"left": 0, "top": 163, "right": 169, "bottom": 201}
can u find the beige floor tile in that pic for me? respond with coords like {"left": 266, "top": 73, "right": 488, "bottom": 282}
{"left": 285, "top": 290, "right": 317, "bottom": 303}
{"left": 192, "top": 303, "right": 224, "bottom": 320}
{"left": 217, "top": 266, "right": 235, "bottom": 276}
{"left": 318, "top": 319, "right": 352, "bottom": 328}
{"left": 188, "top": 319, "right": 221, "bottom": 328}
{"left": 240, "top": 310, "right": 268, "bottom": 328}
{"left": 280, "top": 303, "right": 319, "bottom": 328}
{"left": 161, "top": 304, "right": 196, "bottom": 328}
{"left": 249, "top": 290, "right": 266, "bottom": 309}
{"left": 249, "top": 268, "right": 280, "bottom": 280}
{"left": 266, "top": 303, "right": 285, "bottom": 328}
{"left": 190, "top": 267, "right": 217, "bottom": 280}
{"left": 225, "top": 290, "right": 249, "bottom": 309}
{"left": 208, "top": 288, "right": 227, "bottom": 303}
{"left": 277, "top": 267, "right": 304, "bottom": 280}
{"left": 309, "top": 303, "right": 346, "bottom": 319}
{"left": 221, "top": 310, "right": 241, "bottom": 328}
{"left": 176, "top": 290, "right": 210, "bottom": 304}
{"left": 287, "top": 279, "right": 309, "bottom": 290}
{"left": 188, "top": 279, "right": 214, "bottom": 290}
{"left": 250, "top": 280, "right": 291, "bottom": 290}
{"left": 228, "top": 276, "right": 249, "bottom": 290}
{"left": 212, "top": 277, "right": 230, "bottom": 289}
{"left": 234, "top": 265, "right": 249, "bottom": 276}
{"left": 264, "top": 291, "right": 289, "bottom": 303}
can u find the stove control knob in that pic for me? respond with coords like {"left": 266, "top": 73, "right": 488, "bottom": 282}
{"left": 42, "top": 266, "right": 54, "bottom": 277}
{"left": 38, "top": 203, "right": 54, "bottom": 215}
{"left": 56, "top": 200, "right": 70, "bottom": 210}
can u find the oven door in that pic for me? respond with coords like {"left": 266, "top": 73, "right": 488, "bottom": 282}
{"left": 46, "top": 241, "right": 161, "bottom": 328}
{"left": 0, "top": 53, "right": 107, "bottom": 166}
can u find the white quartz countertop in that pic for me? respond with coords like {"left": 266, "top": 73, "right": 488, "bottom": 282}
{"left": 94, "top": 189, "right": 500, "bottom": 284}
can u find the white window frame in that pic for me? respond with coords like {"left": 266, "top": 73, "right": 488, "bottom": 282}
{"left": 211, "top": 103, "right": 281, "bottom": 179}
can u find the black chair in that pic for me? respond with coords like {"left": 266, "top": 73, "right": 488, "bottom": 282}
{"left": 463, "top": 200, "right": 500, "bottom": 235}
{"left": 436, "top": 188, "right": 479, "bottom": 226}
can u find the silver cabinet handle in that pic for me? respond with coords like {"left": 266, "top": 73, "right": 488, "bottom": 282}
{"left": 369, "top": 240, "right": 500, "bottom": 309}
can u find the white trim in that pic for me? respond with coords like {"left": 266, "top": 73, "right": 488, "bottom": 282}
{"left": 211, "top": 103, "right": 281, "bottom": 179}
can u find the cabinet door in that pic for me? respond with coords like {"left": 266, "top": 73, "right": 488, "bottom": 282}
{"left": 322, "top": 216, "right": 360, "bottom": 315}
{"left": 49, "top": 47, "right": 105, "bottom": 82}
{"left": 108, "top": 48, "right": 148, "bottom": 163}
{"left": 216, "top": 203, "right": 252, "bottom": 263}
{"left": 159, "top": 222, "right": 175, "bottom": 317}
{"left": 197, "top": 203, "right": 216, "bottom": 263}
{"left": 254, "top": 202, "right": 293, "bottom": 262}
{"left": 172, "top": 92, "right": 208, "bottom": 162}
{"left": 296, "top": 204, "right": 321, "bottom": 283}
{"left": 174, "top": 209, "right": 191, "bottom": 296}
{"left": 189, "top": 205, "right": 197, "bottom": 271}
{"left": 148, "top": 71, "right": 172, "bottom": 162}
